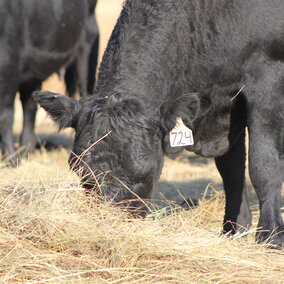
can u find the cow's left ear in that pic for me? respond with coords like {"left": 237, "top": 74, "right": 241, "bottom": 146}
{"left": 160, "top": 93, "right": 212, "bottom": 132}
{"left": 33, "top": 91, "right": 79, "bottom": 129}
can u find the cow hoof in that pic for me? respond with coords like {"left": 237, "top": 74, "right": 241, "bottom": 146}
{"left": 223, "top": 221, "right": 251, "bottom": 236}
{"left": 256, "top": 229, "right": 284, "bottom": 249}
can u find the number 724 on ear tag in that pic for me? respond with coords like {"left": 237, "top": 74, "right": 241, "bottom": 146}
{"left": 170, "top": 117, "right": 194, "bottom": 147}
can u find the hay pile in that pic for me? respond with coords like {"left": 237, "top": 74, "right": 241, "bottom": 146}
{"left": 0, "top": 150, "right": 283, "bottom": 283}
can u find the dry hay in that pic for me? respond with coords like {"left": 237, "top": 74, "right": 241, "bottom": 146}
{"left": 4, "top": 1, "right": 284, "bottom": 282}
{"left": 0, "top": 149, "right": 284, "bottom": 284}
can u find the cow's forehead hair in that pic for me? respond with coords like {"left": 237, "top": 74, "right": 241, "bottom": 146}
{"left": 76, "top": 92, "right": 156, "bottom": 135}
{"left": 77, "top": 92, "right": 117, "bottom": 119}
{"left": 81, "top": 91, "right": 140, "bottom": 110}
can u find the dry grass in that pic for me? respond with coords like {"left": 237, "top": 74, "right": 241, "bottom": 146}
{"left": 1, "top": 0, "right": 284, "bottom": 283}
{"left": 1, "top": 151, "right": 284, "bottom": 284}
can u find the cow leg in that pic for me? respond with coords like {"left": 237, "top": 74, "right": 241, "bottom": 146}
{"left": 87, "top": 32, "right": 99, "bottom": 94}
{"left": 215, "top": 95, "right": 252, "bottom": 234}
{"left": 0, "top": 88, "right": 17, "bottom": 164}
{"left": 245, "top": 60, "right": 284, "bottom": 247}
{"left": 215, "top": 130, "right": 252, "bottom": 234}
{"left": 0, "top": 59, "right": 19, "bottom": 164}
{"left": 76, "top": 45, "right": 88, "bottom": 98}
{"left": 64, "top": 61, "right": 78, "bottom": 98}
{"left": 85, "top": 15, "right": 99, "bottom": 95}
{"left": 248, "top": 116, "right": 284, "bottom": 247}
{"left": 19, "top": 81, "right": 41, "bottom": 153}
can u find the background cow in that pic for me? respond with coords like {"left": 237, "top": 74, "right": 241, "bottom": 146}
{"left": 0, "top": 0, "right": 98, "bottom": 164}
{"left": 35, "top": 0, "right": 284, "bottom": 247}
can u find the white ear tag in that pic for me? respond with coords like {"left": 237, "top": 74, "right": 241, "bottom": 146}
{"left": 170, "top": 117, "right": 194, "bottom": 147}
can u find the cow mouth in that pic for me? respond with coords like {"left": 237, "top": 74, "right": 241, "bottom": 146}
{"left": 81, "top": 177, "right": 150, "bottom": 215}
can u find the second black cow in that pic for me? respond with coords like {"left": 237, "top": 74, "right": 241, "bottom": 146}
{"left": 35, "top": 0, "right": 284, "bottom": 247}
{"left": 0, "top": 0, "right": 98, "bottom": 163}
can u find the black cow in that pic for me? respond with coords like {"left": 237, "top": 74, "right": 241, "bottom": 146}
{"left": 0, "top": 0, "right": 97, "bottom": 163}
{"left": 34, "top": 0, "right": 284, "bottom": 247}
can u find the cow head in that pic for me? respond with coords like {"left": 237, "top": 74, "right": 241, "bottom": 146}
{"left": 33, "top": 91, "right": 231, "bottom": 212}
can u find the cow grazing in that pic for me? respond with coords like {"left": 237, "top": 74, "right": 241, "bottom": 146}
{"left": 34, "top": 0, "right": 284, "bottom": 247}
{"left": 0, "top": 0, "right": 98, "bottom": 163}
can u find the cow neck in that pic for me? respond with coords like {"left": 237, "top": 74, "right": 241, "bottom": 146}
{"left": 95, "top": 0, "right": 189, "bottom": 107}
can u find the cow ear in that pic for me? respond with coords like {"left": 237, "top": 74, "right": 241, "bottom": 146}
{"left": 33, "top": 91, "right": 79, "bottom": 129}
{"left": 160, "top": 93, "right": 211, "bottom": 132}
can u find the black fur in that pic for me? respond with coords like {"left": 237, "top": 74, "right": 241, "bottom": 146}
{"left": 35, "top": 0, "right": 284, "bottom": 247}
{"left": 0, "top": 0, "right": 97, "bottom": 162}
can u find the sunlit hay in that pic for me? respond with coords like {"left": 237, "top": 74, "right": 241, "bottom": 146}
{"left": 1, "top": 149, "right": 284, "bottom": 283}
{"left": 2, "top": 1, "right": 282, "bottom": 280}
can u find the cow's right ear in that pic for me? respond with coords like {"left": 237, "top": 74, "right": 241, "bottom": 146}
{"left": 33, "top": 91, "right": 79, "bottom": 129}
{"left": 160, "top": 93, "right": 212, "bottom": 132}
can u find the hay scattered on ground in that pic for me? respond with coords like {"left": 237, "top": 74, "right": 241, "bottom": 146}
{"left": 4, "top": 1, "right": 284, "bottom": 282}
{"left": 1, "top": 150, "right": 283, "bottom": 283}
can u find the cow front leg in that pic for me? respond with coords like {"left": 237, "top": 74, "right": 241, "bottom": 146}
{"left": 19, "top": 81, "right": 41, "bottom": 153}
{"left": 215, "top": 95, "right": 251, "bottom": 234}
{"left": 215, "top": 129, "right": 252, "bottom": 234}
